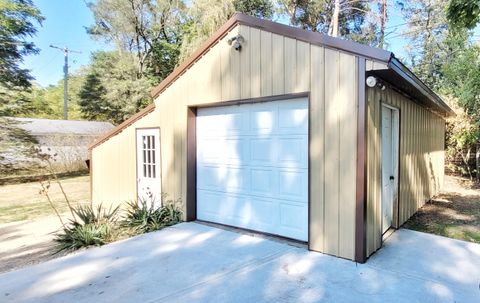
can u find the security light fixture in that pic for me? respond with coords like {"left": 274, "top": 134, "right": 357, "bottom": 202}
{"left": 366, "top": 76, "right": 377, "bottom": 88}
{"left": 227, "top": 34, "right": 244, "bottom": 51}
{"left": 366, "top": 76, "right": 386, "bottom": 90}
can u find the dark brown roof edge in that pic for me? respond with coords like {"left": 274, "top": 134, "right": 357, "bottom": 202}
{"left": 151, "top": 12, "right": 392, "bottom": 99}
{"left": 88, "top": 103, "right": 156, "bottom": 150}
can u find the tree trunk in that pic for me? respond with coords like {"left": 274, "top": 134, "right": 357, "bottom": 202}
{"left": 328, "top": 0, "right": 340, "bottom": 37}
{"left": 379, "top": 0, "right": 387, "bottom": 48}
{"left": 476, "top": 143, "right": 480, "bottom": 183}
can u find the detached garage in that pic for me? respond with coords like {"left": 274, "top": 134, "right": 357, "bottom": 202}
{"left": 89, "top": 13, "right": 454, "bottom": 263}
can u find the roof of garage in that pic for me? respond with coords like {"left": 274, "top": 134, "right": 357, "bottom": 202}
{"left": 90, "top": 13, "right": 454, "bottom": 150}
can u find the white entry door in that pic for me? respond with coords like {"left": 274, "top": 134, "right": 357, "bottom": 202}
{"left": 381, "top": 105, "right": 399, "bottom": 234}
{"left": 136, "top": 128, "right": 161, "bottom": 207}
{"left": 196, "top": 98, "right": 309, "bottom": 241}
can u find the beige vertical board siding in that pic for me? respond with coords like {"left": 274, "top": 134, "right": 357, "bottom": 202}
{"left": 249, "top": 27, "right": 261, "bottom": 98}
{"left": 239, "top": 25, "right": 251, "bottom": 99}
{"left": 91, "top": 24, "right": 360, "bottom": 260}
{"left": 272, "top": 34, "right": 285, "bottom": 95}
{"left": 309, "top": 45, "right": 325, "bottom": 252}
{"left": 260, "top": 30, "right": 272, "bottom": 96}
{"left": 338, "top": 53, "right": 357, "bottom": 260}
{"left": 365, "top": 73, "right": 445, "bottom": 256}
{"left": 296, "top": 41, "right": 310, "bottom": 92}
{"left": 284, "top": 37, "right": 296, "bottom": 93}
{"left": 323, "top": 48, "right": 340, "bottom": 256}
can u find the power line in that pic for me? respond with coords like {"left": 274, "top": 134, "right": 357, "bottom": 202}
{"left": 49, "top": 45, "right": 82, "bottom": 120}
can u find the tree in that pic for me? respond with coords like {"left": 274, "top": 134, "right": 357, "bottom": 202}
{"left": 78, "top": 73, "right": 109, "bottom": 121}
{"left": 179, "top": 0, "right": 273, "bottom": 61}
{"left": 87, "top": 0, "right": 185, "bottom": 83}
{"left": 442, "top": 35, "right": 480, "bottom": 117}
{"left": 398, "top": 0, "right": 449, "bottom": 89}
{"left": 78, "top": 51, "right": 152, "bottom": 124}
{"left": 279, "top": 0, "right": 379, "bottom": 45}
{"left": 0, "top": 0, "right": 43, "bottom": 90}
{"left": 447, "top": 0, "right": 480, "bottom": 29}
{"left": 232, "top": 0, "right": 273, "bottom": 19}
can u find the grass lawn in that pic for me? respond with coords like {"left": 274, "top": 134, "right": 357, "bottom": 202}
{"left": 404, "top": 175, "right": 480, "bottom": 243}
{"left": 0, "top": 175, "right": 90, "bottom": 224}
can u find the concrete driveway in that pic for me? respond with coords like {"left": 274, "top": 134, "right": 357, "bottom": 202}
{"left": 0, "top": 222, "right": 478, "bottom": 303}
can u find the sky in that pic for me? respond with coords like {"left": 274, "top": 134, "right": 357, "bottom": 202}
{"left": 22, "top": 0, "right": 110, "bottom": 87}
{"left": 22, "top": 1, "right": 479, "bottom": 88}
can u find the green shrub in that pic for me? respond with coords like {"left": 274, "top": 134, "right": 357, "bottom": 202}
{"left": 54, "top": 204, "right": 120, "bottom": 252}
{"left": 123, "top": 196, "right": 182, "bottom": 234}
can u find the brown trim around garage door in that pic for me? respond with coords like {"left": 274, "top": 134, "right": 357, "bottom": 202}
{"left": 186, "top": 108, "right": 197, "bottom": 221}
{"left": 186, "top": 92, "right": 311, "bottom": 243}
{"left": 355, "top": 57, "right": 367, "bottom": 263}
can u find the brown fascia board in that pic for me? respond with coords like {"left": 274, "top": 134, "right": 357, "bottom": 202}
{"left": 88, "top": 103, "right": 155, "bottom": 150}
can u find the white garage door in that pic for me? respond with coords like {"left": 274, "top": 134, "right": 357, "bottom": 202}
{"left": 196, "top": 98, "right": 308, "bottom": 241}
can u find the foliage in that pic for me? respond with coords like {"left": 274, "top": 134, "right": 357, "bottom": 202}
{"left": 447, "top": 0, "right": 480, "bottom": 29}
{"left": 0, "top": 0, "right": 43, "bottom": 90}
{"left": 78, "top": 51, "right": 152, "bottom": 124}
{"left": 179, "top": 0, "right": 274, "bottom": 61}
{"left": 123, "top": 196, "right": 182, "bottom": 234}
{"left": 0, "top": 117, "right": 39, "bottom": 175}
{"left": 54, "top": 203, "right": 120, "bottom": 252}
{"left": 441, "top": 36, "right": 480, "bottom": 117}
{"left": 397, "top": 0, "right": 449, "bottom": 89}
{"left": 232, "top": 0, "right": 273, "bottom": 19}
{"left": 278, "top": 0, "right": 382, "bottom": 46}
{"left": 86, "top": 0, "right": 185, "bottom": 84}
{"left": 445, "top": 99, "right": 480, "bottom": 179}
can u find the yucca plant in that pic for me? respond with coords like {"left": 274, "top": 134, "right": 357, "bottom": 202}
{"left": 54, "top": 203, "right": 120, "bottom": 252}
{"left": 123, "top": 196, "right": 182, "bottom": 234}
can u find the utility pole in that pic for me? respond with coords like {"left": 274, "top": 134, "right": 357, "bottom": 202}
{"left": 49, "top": 45, "right": 81, "bottom": 120}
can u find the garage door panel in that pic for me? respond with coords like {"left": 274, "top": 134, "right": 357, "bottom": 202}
{"left": 197, "top": 98, "right": 308, "bottom": 241}
{"left": 250, "top": 106, "right": 277, "bottom": 132}
{"left": 251, "top": 168, "right": 276, "bottom": 196}
{"left": 198, "top": 138, "right": 249, "bottom": 165}
{"left": 279, "top": 203, "right": 308, "bottom": 231}
{"left": 197, "top": 190, "right": 277, "bottom": 228}
{"left": 277, "top": 137, "right": 308, "bottom": 168}
{"left": 278, "top": 102, "right": 308, "bottom": 132}
{"left": 250, "top": 138, "right": 275, "bottom": 165}
{"left": 278, "top": 169, "right": 308, "bottom": 200}
{"left": 198, "top": 165, "right": 249, "bottom": 193}
{"left": 197, "top": 109, "right": 249, "bottom": 136}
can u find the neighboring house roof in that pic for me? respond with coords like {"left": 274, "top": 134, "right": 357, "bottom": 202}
{"left": 90, "top": 12, "right": 454, "bottom": 150}
{"left": 10, "top": 117, "right": 115, "bottom": 136}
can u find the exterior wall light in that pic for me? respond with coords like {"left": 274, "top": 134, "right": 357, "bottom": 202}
{"left": 366, "top": 76, "right": 386, "bottom": 90}
{"left": 227, "top": 34, "right": 244, "bottom": 51}
{"left": 366, "top": 76, "right": 377, "bottom": 87}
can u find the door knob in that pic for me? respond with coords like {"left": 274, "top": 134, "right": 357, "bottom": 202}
{"left": 389, "top": 176, "right": 394, "bottom": 180}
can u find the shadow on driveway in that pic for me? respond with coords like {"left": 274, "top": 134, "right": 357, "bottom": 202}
{"left": 0, "top": 222, "right": 478, "bottom": 302}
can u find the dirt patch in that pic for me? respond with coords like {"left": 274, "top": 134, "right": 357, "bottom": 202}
{"left": 0, "top": 176, "right": 91, "bottom": 273}
{"left": 0, "top": 215, "right": 71, "bottom": 273}
{"left": 404, "top": 175, "right": 480, "bottom": 243}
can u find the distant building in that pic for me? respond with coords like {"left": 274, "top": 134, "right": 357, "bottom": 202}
{"left": 1, "top": 117, "right": 114, "bottom": 175}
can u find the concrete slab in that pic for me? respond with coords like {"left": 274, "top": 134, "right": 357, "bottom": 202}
{"left": 0, "top": 222, "right": 478, "bottom": 302}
